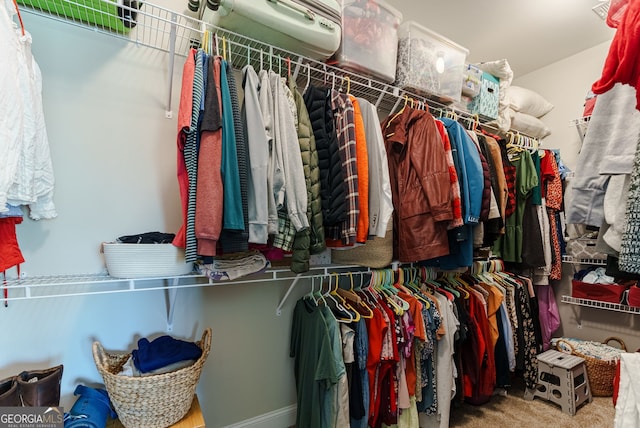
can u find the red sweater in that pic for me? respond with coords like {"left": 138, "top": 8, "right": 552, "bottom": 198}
{"left": 592, "top": 0, "right": 640, "bottom": 109}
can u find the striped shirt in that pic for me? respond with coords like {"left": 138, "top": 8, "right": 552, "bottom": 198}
{"left": 184, "top": 50, "right": 205, "bottom": 262}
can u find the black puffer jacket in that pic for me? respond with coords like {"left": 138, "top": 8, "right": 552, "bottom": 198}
{"left": 289, "top": 77, "right": 325, "bottom": 257}
{"left": 303, "top": 85, "right": 347, "bottom": 227}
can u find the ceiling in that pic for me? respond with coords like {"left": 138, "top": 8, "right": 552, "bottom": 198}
{"left": 382, "top": 0, "right": 616, "bottom": 78}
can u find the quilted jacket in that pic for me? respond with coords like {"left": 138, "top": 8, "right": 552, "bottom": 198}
{"left": 303, "top": 85, "right": 347, "bottom": 227}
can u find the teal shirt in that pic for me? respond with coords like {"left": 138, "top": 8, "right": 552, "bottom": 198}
{"left": 220, "top": 59, "right": 244, "bottom": 230}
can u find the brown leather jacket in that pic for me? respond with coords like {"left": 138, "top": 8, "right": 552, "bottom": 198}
{"left": 383, "top": 108, "right": 453, "bottom": 262}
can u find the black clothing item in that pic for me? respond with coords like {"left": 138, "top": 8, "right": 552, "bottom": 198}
{"left": 117, "top": 232, "right": 175, "bottom": 244}
{"left": 303, "top": 85, "right": 347, "bottom": 226}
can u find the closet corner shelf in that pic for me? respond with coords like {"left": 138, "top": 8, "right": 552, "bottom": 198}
{"left": 2, "top": 264, "right": 367, "bottom": 303}
{"left": 561, "top": 255, "right": 607, "bottom": 266}
{"left": 561, "top": 295, "right": 640, "bottom": 315}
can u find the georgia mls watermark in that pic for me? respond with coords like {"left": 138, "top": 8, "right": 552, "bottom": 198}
{"left": 0, "top": 407, "right": 63, "bottom": 428}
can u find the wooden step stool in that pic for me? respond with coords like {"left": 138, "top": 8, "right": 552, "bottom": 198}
{"left": 524, "top": 349, "right": 592, "bottom": 415}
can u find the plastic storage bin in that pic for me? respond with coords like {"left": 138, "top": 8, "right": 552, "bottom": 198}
{"left": 462, "top": 64, "right": 483, "bottom": 98}
{"left": 467, "top": 71, "right": 500, "bottom": 120}
{"left": 395, "top": 21, "right": 469, "bottom": 102}
{"left": 328, "top": 0, "right": 402, "bottom": 83}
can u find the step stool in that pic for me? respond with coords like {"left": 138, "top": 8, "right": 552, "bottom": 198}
{"left": 524, "top": 349, "right": 593, "bottom": 416}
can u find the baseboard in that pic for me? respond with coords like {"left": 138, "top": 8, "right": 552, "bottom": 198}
{"left": 223, "top": 404, "right": 296, "bottom": 428}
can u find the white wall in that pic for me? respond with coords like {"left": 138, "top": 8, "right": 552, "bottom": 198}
{"left": 514, "top": 40, "right": 640, "bottom": 351}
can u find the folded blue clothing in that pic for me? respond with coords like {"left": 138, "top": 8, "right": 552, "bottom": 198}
{"left": 132, "top": 335, "right": 202, "bottom": 373}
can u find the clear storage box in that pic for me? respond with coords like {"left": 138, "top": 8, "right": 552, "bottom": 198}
{"left": 328, "top": 0, "right": 402, "bottom": 83}
{"left": 395, "top": 21, "right": 469, "bottom": 102}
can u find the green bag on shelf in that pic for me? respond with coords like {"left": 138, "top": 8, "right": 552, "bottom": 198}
{"left": 17, "top": 0, "right": 142, "bottom": 34}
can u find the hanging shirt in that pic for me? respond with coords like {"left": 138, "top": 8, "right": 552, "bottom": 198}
{"left": 328, "top": 89, "right": 359, "bottom": 246}
{"left": 357, "top": 98, "right": 393, "bottom": 238}
{"left": 195, "top": 54, "right": 223, "bottom": 256}
{"left": 219, "top": 59, "right": 244, "bottom": 232}
{"left": 1, "top": 6, "right": 56, "bottom": 220}
{"left": 241, "top": 65, "right": 269, "bottom": 245}
{"left": 219, "top": 59, "right": 250, "bottom": 254}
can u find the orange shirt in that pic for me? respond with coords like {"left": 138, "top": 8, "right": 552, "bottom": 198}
{"left": 349, "top": 95, "right": 369, "bottom": 244}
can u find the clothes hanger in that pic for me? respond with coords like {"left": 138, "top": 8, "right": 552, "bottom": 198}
{"left": 331, "top": 273, "right": 361, "bottom": 322}
{"left": 339, "top": 273, "right": 373, "bottom": 319}
{"left": 303, "top": 63, "right": 311, "bottom": 94}
{"left": 385, "top": 94, "right": 409, "bottom": 134}
{"left": 321, "top": 275, "right": 351, "bottom": 321}
{"left": 12, "top": 0, "right": 25, "bottom": 36}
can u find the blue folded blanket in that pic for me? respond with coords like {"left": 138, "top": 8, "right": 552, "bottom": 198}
{"left": 132, "top": 335, "right": 202, "bottom": 373}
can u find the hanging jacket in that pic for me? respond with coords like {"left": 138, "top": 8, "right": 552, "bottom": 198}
{"left": 241, "top": 65, "right": 269, "bottom": 245}
{"left": 383, "top": 107, "right": 453, "bottom": 262}
{"left": 357, "top": 98, "right": 393, "bottom": 238}
{"left": 257, "top": 70, "right": 280, "bottom": 236}
{"left": 303, "top": 85, "right": 347, "bottom": 226}
{"left": 288, "top": 75, "right": 325, "bottom": 256}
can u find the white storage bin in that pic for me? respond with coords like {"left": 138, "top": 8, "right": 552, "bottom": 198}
{"left": 102, "top": 242, "right": 194, "bottom": 278}
{"left": 329, "top": 0, "right": 402, "bottom": 83}
{"left": 395, "top": 21, "right": 469, "bottom": 102}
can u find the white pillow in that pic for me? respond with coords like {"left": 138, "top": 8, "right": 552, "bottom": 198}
{"left": 509, "top": 110, "right": 551, "bottom": 139}
{"left": 507, "top": 86, "right": 554, "bottom": 118}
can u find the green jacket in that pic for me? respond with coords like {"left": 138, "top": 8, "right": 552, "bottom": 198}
{"left": 288, "top": 76, "right": 325, "bottom": 273}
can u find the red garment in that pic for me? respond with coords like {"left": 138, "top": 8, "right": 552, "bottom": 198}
{"left": 195, "top": 56, "right": 224, "bottom": 256}
{"left": 463, "top": 289, "right": 495, "bottom": 405}
{"left": 365, "top": 306, "right": 387, "bottom": 428}
{"left": 0, "top": 217, "right": 24, "bottom": 272}
{"left": 434, "top": 120, "right": 463, "bottom": 228}
{"left": 592, "top": 0, "right": 640, "bottom": 109}
{"left": 173, "top": 49, "right": 197, "bottom": 249}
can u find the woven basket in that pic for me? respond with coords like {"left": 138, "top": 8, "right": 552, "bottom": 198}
{"left": 92, "top": 328, "right": 212, "bottom": 428}
{"left": 331, "top": 224, "right": 393, "bottom": 269}
{"left": 556, "top": 336, "right": 626, "bottom": 397}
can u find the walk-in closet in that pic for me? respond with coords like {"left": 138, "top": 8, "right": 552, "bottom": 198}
{"left": 1, "top": 0, "right": 637, "bottom": 427}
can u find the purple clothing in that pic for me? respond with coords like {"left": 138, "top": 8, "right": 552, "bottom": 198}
{"left": 536, "top": 285, "right": 561, "bottom": 351}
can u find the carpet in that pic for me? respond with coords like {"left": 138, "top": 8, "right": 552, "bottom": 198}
{"left": 448, "top": 377, "right": 615, "bottom": 428}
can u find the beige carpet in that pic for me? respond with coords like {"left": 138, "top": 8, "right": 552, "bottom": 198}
{"left": 449, "top": 377, "right": 615, "bottom": 428}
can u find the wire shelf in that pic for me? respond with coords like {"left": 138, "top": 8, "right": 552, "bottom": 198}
{"left": 561, "top": 255, "right": 607, "bottom": 266}
{"left": 1, "top": 264, "right": 369, "bottom": 302}
{"left": 18, "top": 0, "right": 539, "bottom": 133}
{"left": 561, "top": 295, "right": 640, "bottom": 315}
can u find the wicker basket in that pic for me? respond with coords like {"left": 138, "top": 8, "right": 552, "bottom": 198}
{"left": 556, "top": 336, "right": 626, "bottom": 397}
{"left": 92, "top": 328, "right": 212, "bottom": 428}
